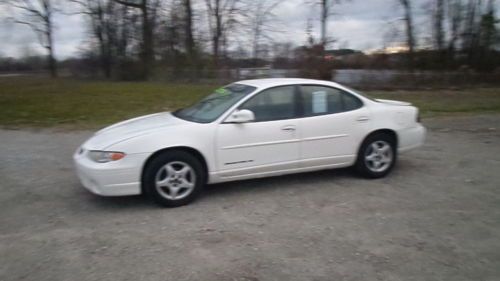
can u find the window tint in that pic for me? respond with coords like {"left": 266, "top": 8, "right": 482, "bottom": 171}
{"left": 240, "top": 86, "right": 296, "bottom": 122}
{"left": 342, "top": 91, "right": 363, "bottom": 111}
{"left": 300, "top": 85, "right": 362, "bottom": 116}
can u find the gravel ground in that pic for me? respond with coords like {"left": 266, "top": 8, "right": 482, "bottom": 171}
{"left": 1, "top": 115, "right": 499, "bottom": 281}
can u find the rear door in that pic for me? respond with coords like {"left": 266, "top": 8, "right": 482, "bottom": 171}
{"left": 215, "top": 85, "right": 301, "bottom": 179}
{"left": 297, "top": 85, "right": 371, "bottom": 167}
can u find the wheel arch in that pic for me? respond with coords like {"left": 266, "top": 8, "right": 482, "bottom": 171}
{"left": 140, "top": 146, "right": 209, "bottom": 194}
{"left": 358, "top": 129, "right": 398, "bottom": 153}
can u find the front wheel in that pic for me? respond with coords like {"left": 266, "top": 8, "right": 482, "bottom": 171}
{"left": 143, "top": 151, "right": 205, "bottom": 207}
{"left": 355, "top": 133, "right": 397, "bottom": 178}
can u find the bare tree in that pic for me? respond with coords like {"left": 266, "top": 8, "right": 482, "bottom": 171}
{"left": 205, "top": 0, "right": 242, "bottom": 67}
{"left": 70, "top": 0, "right": 115, "bottom": 78}
{"left": 113, "top": 0, "right": 161, "bottom": 78}
{"left": 462, "top": 0, "right": 484, "bottom": 64}
{"left": 306, "top": 0, "right": 344, "bottom": 48}
{"left": 446, "top": 0, "right": 464, "bottom": 57}
{"left": 247, "top": 0, "right": 281, "bottom": 62}
{"left": 183, "top": 0, "right": 195, "bottom": 57}
{"left": 433, "top": 0, "right": 445, "bottom": 52}
{"left": 477, "top": 0, "right": 498, "bottom": 70}
{"left": 319, "top": 0, "right": 341, "bottom": 47}
{"left": 4, "top": 0, "right": 58, "bottom": 77}
{"left": 399, "top": 0, "right": 416, "bottom": 70}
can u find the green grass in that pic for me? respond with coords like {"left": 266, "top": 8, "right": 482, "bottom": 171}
{"left": 367, "top": 88, "right": 500, "bottom": 117}
{"left": 1, "top": 77, "right": 499, "bottom": 129}
{"left": 0, "top": 77, "right": 215, "bottom": 129}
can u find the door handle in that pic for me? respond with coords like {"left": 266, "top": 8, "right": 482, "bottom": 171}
{"left": 281, "top": 125, "right": 296, "bottom": 131}
{"left": 356, "top": 116, "right": 370, "bottom": 122}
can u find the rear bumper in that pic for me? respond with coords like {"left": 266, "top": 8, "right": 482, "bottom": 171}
{"left": 398, "top": 124, "right": 426, "bottom": 153}
{"left": 73, "top": 149, "right": 150, "bottom": 196}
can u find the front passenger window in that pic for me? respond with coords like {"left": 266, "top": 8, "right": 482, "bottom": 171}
{"left": 240, "top": 86, "right": 296, "bottom": 122}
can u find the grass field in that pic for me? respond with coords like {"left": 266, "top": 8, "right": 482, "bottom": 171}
{"left": 1, "top": 77, "right": 499, "bottom": 128}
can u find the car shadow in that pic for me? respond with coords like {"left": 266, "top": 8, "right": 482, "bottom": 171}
{"left": 204, "top": 167, "right": 356, "bottom": 198}
{"left": 81, "top": 191, "right": 152, "bottom": 210}
{"left": 203, "top": 157, "right": 416, "bottom": 200}
{"left": 80, "top": 159, "right": 413, "bottom": 209}
{"left": 79, "top": 167, "right": 355, "bottom": 209}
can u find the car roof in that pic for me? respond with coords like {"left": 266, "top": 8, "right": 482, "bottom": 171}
{"left": 236, "top": 78, "right": 344, "bottom": 89}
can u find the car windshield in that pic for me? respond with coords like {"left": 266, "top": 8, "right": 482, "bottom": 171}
{"left": 173, "top": 83, "right": 256, "bottom": 123}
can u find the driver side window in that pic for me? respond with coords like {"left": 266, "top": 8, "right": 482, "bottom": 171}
{"left": 240, "top": 86, "right": 297, "bottom": 122}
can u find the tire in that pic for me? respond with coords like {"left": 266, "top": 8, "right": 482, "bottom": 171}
{"left": 355, "top": 133, "right": 397, "bottom": 178}
{"left": 143, "top": 150, "right": 206, "bottom": 207}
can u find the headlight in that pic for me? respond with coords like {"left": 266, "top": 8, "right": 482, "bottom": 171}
{"left": 88, "top": 151, "right": 126, "bottom": 163}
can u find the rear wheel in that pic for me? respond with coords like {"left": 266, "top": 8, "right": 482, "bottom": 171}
{"left": 355, "top": 133, "right": 397, "bottom": 178}
{"left": 143, "top": 150, "right": 205, "bottom": 207}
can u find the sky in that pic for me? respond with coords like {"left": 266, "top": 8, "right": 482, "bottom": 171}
{"left": 0, "top": 0, "right": 451, "bottom": 59}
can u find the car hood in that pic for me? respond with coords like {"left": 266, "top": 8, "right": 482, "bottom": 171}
{"left": 83, "top": 112, "right": 185, "bottom": 150}
{"left": 375, "top": 99, "right": 412, "bottom": 106}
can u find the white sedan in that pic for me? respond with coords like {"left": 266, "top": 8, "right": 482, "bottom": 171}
{"left": 74, "top": 78, "right": 425, "bottom": 207}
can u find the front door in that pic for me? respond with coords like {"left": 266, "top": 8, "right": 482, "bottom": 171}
{"left": 215, "top": 85, "right": 300, "bottom": 179}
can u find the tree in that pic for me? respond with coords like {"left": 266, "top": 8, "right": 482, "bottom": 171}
{"left": 113, "top": 0, "right": 161, "bottom": 78}
{"left": 306, "top": 0, "right": 344, "bottom": 48}
{"left": 399, "top": 0, "right": 416, "bottom": 70}
{"left": 319, "top": 0, "right": 341, "bottom": 47}
{"left": 477, "top": 0, "right": 498, "bottom": 70}
{"left": 247, "top": 0, "right": 281, "bottom": 63}
{"left": 446, "top": 0, "right": 464, "bottom": 58}
{"left": 183, "top": 0, "right": 195, "bottom": 58}
{"left": 70, "top": 0, "right": 115, "bottom": 78}
{"left": 205, "top": 0, "right": 242, "bottom": 67}
{"left": 4, "top": 0, "right": 58, "bottom": 77}
{"left": 433, "top": 0, "right": 445, "bottom": 52}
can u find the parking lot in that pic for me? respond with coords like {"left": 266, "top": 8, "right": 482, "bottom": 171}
{"left": 1, "top": 115, "right": 499, "bottom": 281}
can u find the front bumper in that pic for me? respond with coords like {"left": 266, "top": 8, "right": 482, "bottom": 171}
{"left": 73, "top": 148, "right": 151, "bottom": 196}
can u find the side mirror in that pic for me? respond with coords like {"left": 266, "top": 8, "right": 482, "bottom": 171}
{"left": 225, "top": 109, "right": 255, "bottom": 123}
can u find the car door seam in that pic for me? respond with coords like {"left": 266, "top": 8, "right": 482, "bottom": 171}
{"left": 302, "top": 134, "right": 349, "bottom": 142}
{"left": 221, "top": 138, "right": 300, "bottom": 150}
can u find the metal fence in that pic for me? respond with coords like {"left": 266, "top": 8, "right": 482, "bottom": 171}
{"left": 152, "top": 68, "right": 500, "bottom": 89}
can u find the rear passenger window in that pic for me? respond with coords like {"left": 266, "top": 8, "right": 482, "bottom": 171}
{"left": 300, "top": 85, "right": 362, "bottom": 117}
{"left": 343, "top": 91, "right": 363, "bottom": 111}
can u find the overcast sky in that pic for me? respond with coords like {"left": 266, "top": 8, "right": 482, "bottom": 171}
{"left": 0, "top": 0, "right": 468, "bottom": 59}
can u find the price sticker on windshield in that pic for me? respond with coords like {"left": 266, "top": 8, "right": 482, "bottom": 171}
{"left": 215, "top": 88, "right": 230, "bottom": 96}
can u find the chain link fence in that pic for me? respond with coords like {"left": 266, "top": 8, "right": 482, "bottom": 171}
{"left": 151, "top": 68, "right": 500, "bottom": 90}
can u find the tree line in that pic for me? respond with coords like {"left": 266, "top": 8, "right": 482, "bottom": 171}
{"left": 1, "top": 0, "right": 499, "bottom": 80}
{"left": 399, "top": 0, "right": 499, "bottom": 71}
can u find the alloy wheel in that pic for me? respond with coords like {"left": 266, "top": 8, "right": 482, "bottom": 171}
{"left": 364, "top": 140, "right": 393, "bottom": 173}
{"left": 155, "top": 161, "right": 196, "bottom": 200}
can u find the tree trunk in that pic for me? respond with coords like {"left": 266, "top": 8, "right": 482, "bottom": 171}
{"left": 94, "top": 4, "right": 111, "bottom": 78}
{"left": 114, "top": 0, "right": 154, "bottom": 79}
{"left": 400, "top": 0, "right": 415, "bottom": 71}
{"left": 252, "top": 29, "right": 259, "bottom": 64}
{"left": 212, "top": 0, "right": 222, "bottom": 67}
{"left": 141, "top": 0, "right": 153, "bottom": 78}
{"left": 435, "top": 0, "right": 445, "bottom": 51}
{"left": 47, "top": 46, "right": 57, "bottom": 78}
{"left": 446, "top": 0, "right": 462, "bottom": 65}
{"left": 320, "top": 0, "right": 328, "bottom": 47}
{"left": 184, "top": 0, "right": 195, "bottom": 57}
{"left": 46, "top": 15, "right": 57, "bottom": 78}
